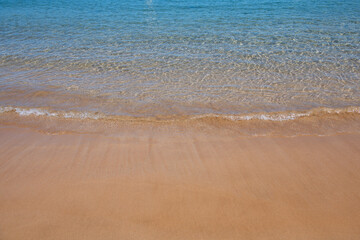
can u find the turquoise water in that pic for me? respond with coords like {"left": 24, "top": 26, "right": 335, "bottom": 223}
{"left": 0, "top": 0, "right": 359, "bottom": 117}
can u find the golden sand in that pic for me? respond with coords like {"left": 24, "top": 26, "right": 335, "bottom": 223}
{"left": 1, "top": 124, "right": 360, "bottom": 239}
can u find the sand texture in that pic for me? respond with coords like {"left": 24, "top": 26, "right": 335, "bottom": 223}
{"left": 1, "top": 124, "right": 360, "bottom": 240}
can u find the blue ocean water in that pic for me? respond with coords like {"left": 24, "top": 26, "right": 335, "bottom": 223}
{"left": 0, "top": 0, "right": 359, "bottom": 117}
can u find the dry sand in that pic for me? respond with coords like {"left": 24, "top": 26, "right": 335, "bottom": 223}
{"left": 1, "top": 124, "right": 360, "bottom": 239}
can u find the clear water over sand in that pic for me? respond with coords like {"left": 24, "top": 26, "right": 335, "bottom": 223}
{"left": 1, "top": 0, "right": 360, "bottom": 119}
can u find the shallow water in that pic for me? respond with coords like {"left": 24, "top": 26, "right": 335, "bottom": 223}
{"left": 1, "top": 0, "right": 360, "bottom": 118}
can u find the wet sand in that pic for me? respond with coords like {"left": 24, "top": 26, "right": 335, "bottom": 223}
{"left": 1, "top": 124, "right": 360, "bottom": 240}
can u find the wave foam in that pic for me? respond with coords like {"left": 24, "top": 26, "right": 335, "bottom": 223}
{"left": 191, "top": 106, "right": 360, "bottom": 122}
{"left": 0, "top": 106, "right": 103, "bottom": 120}
{"left": 1, "top": 105, "right": 360, "bottom": 122}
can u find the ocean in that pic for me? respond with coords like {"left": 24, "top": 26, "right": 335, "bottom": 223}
{"left": 0, "top": 0, "right": 359, "bottom": 123}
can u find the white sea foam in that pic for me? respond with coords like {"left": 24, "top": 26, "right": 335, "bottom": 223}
{"left": 190, "top": 106, "right": 360, "bottom": 122}
{"left": 190, "top": 112, "right": 310, "bottom": 121}
{"left": 63, "top": 111, "right": 102, "bottom": 120}
{"left": 223, "top": 112, "right": 310, "bottom": 121}
{"left": 1, "top": 105, "right": 360, "bottom": 122}
{"left": 0, "top": 106, "right": 102, "bottom": 120}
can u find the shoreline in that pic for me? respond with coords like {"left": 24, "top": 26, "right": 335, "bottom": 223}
{"left": 1, "top": 124, "right": 360, "bottom": 239}
{"left": 1, "top": 105, "right": 360, "bottom": 137}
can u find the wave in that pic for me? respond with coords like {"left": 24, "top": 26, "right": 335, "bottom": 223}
{"left": 1, "top": 105, "right": 360, "bottom": 122}
{"left": 191, "top": 106, "right": 360, "bottom": 121}
{"left": 1, "top": 105, "right": 360, "bottom": 137}
{"left": 0, "top": 106, "right": 104, "bottom": 120}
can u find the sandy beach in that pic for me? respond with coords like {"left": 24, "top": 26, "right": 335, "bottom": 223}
{"left": 1, "top": 0, "right": 360, "bottom": 239}
{"left": 1, "top": 123, "right": 360, "bottom": 240}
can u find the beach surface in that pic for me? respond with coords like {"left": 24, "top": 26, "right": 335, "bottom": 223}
{"left": 1, "top": 123, "right": 360, "bottom": 240}
{"left": 1, "top": 0, "right": 360, "bottom": 239}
